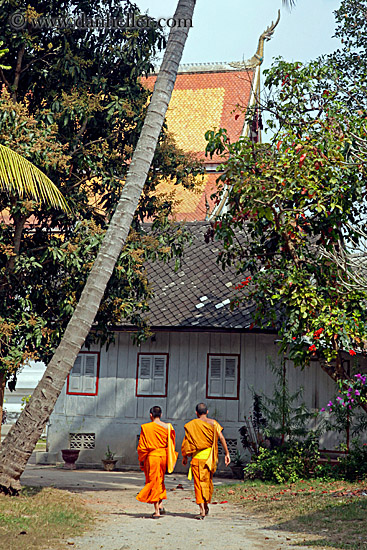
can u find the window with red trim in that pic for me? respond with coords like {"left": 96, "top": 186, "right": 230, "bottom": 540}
{"left": 136, "top": 353, "right": 168, "bottom": 397}
{"left": 67, "top": 352, "right": 99, "bottom": 396}
{"left": 206, "top": 354, "right": 239, "bottom": 400}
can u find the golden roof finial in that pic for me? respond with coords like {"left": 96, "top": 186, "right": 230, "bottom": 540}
{"left": 229, "top": 10, "right": 281, "bottom": 70}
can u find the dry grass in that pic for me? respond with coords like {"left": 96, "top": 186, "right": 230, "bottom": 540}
{"left": 0, "top": 486, "right": 94, "bottom": 550}
{"left": 214, "top": 479, "right": 367, "bottom": 549}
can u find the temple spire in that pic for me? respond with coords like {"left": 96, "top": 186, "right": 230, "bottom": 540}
{"left": 229, "top": 10, "right": 280, "bottom": 70}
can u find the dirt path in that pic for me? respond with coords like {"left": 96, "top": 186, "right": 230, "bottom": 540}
{"left": 68, "top": 487, "right": 319, "bottom": 550}
{"left": 20, "top": 466, "right": 322, "bottom": 550}
{"left": 21, "top": 465, "right": 322, "bottom": 549}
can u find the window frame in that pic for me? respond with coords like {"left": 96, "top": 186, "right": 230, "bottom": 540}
{"left": 136, "top": 353, "right": 169, "bottom": 398}
{"left": 66, "top": 351, "right": 100, "bottom": 396}
{"left": 206, "top": 353, "right": 240, "bottom": 400}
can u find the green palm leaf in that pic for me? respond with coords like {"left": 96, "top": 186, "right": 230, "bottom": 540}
{"left": 0, "top": 40, "right": 11, "bottom": 70}
{"left": 0, "top": 143, "right": 69, "bottom": 211}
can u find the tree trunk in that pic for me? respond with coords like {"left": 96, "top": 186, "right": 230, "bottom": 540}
{"left": 0, "top": 372, "right": 5, "bottom": 440}
{"left": 0, "top": 0, "right": 196, "bottom": 495}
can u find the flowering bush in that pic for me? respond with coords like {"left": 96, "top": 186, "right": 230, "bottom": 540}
{"left": 321, "top": 374, "right": 367, "bottom": 412}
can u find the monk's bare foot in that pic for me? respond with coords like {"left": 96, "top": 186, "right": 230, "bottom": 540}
{"left": 153, "top": 503, "right": 161, "bottom": 517}
{"left": 198, "top": 503, "right": 206, "bottom": 518}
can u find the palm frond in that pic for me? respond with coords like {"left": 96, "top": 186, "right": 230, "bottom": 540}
{"left": 0, "top": 40, "right": 11, "bottom": 71}
{"left": 0, "top": 143, "right": 69, "bottom": 211}
{"left": 282, "top": 0, "right": 296, "bottom": 8}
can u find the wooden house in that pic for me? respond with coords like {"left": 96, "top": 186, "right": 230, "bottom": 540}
{"left": 44, "top": 222, "right": 347, "bottom": 469}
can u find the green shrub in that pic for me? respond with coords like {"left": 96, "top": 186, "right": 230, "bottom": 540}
{"left": 334, "top": 441, "right": 367, "bottom": 481}
{"left": 244, "top": 437, "right": 320, "bottom": 483}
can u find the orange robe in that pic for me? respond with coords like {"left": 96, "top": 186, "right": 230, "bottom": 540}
{"left": 136, "top": 422, "right": 177, "bottom": 504}
{"left": 181, "top": 418, "right": 222, "bottom": 504}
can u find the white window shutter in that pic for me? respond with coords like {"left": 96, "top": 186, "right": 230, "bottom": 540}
{"left": 69, "top": 355, "right": 82, "bottom": 392}
{"left": 138, "top": 356, "right": 152, "bottom": 394}
{"left": 224, "top": 357, "right": 237, "bottom": 397}
{"left": 152, "top": 357, "right": 166, "bottom": 395}
{"left": 209, "top": 357, "right": 223, "bottom": 396}
{"left": 137, "top": 355, "right": 167, "bottom": 396}
{"left": 83, "top": 354, "right": 98, "bottom": 393}
{"left": 71, "top": 355, "right": 82, "bottom": 375}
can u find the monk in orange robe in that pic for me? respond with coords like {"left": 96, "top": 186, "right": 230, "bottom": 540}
{"left": 181, "top": 402, "right": 231, "bottom": 519}
{"left": 137, "top": 406, "right": 178, "bottom": 518}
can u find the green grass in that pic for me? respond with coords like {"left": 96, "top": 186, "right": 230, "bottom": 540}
{"left": 0, "top": 486, "right": 94, "bottom": 550}
{"left": 34, "top": 437, "right": 47, "bottom": 451}
{"left": 214, "top": 479, "right": 367, "bottom": 549}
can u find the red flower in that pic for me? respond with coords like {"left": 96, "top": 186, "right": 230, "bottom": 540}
{"left": 349, "top": 350, "right": 356, "bottom": 356}
{"left": 292, "top": 337, "right": 296, "bottom": 340}
{"left": 313, "top": 328, "right": 324, "bottom": 340}
{"left": 299, "top": 153, "right": 307, "bottom": 168}
{"left": 309, "top": 344, "right": 316, "bottom": 352}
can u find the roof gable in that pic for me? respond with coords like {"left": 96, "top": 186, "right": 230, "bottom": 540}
{"left": 143, "top": 67, "right": 255, "bottom": 161}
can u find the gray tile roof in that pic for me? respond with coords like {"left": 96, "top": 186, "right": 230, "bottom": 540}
{"left": 145, "top": 222, "right": 256, "bottom": 330}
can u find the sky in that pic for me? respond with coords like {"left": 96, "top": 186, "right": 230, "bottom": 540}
{"left": 137, "top": 0, "right": 342, "bottom": 72}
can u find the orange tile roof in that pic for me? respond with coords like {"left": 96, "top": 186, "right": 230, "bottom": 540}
{"left": 155, "top": 173, "right": 219, "bottom": 222}
{"left": 143, "top": 68, "right": 255, "bottom": 162}
{"left": 143, "top": 66, "right": 255, "bottom": 221}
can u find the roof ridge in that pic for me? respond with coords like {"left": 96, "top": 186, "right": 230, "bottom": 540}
{"left": 151, "top": 61, "right": 253, "bottom": 75}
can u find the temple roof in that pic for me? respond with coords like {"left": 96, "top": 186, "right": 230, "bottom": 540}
{"left": 143, "top": 64, "right": 256, "bottom": 222}
{"left": 142, "top": 12, "right": 280, "bottom": 222}
{"left": 143, "top": 66, "right": 255, "bottom": 162}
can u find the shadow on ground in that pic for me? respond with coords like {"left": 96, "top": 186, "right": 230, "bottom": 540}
{"left": 268, "top": 498, "right": 367, "bottom": 549}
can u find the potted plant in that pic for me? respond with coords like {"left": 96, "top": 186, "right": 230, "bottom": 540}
{"left": 61, "top": 448, "right": 80, "bottom": 470}
{"left": 230, "top": 451, "right": 245, "bottom": 480}
{"left": 60, "top": 417, "right": 86, "bottom": 469}
{"left": 102, "top": 446, "right": 118, "bottom": 471}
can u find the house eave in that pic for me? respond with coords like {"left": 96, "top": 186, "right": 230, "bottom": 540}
{"left": 98, "top": 324, "right": 278, "bottom": 335}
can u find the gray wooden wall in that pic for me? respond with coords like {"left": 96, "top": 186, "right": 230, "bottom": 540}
{"left": 47, "top": 330, "right": 364, "bottom": 468}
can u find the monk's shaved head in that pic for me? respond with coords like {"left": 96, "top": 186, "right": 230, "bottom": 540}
{"left": 195, "top": 402, "right": 208, "bottom": 415}
{"left": 150, "top": 406, "right": 162, "bottom": 418}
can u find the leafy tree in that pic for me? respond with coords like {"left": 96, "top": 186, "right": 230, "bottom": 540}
{"left": 331, "top": 0, "right": 367, "bottom": 111}
{"left": 0, "top": 0, "right": 197, "bottom": 495}
{"left": 0, "top": 0, "right": 201, "bottom": 404}
{"left": 312, "top": 1, "right": 367, "bottom": 289}
{"left": 205, "top": 56, "right": 367, "bottom": 409}
{"left": 260, "top": 360, "right": 312, "bottom": 444}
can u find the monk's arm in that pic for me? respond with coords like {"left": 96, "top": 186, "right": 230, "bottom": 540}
{"left": 219, "top": 431, "right": 231, "bottom": 466}
{"left": 137, "top": 428, "right": 149, "bottom": 468}
{"left": 181, "top": 433, "right": 192, "bottom": 465}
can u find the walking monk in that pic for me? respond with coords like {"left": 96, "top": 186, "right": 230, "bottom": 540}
{"left": 181, "top": 402, "right": 231, "bottom": 519}
{"left": 137, "top": 406, "right": 178, "bottom": 518}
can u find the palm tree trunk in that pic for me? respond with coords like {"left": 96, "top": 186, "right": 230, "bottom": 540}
{"left": 0, "top": 372, "right": 5, "bottom": 440}
{"left": 0, "top": 0, "right": 196, "bottom": 495}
